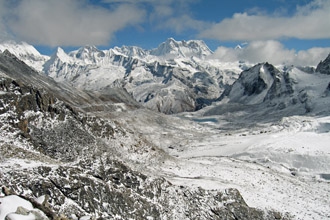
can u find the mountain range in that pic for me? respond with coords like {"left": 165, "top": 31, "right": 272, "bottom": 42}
{"left": 1, "top": 38, "right": 329, "bottom": 115}
{"left": 1, "top": 38, "right": 243, "bottom": 114}
{"left": 0, "top": 39, "right": 330, "bottom": 219}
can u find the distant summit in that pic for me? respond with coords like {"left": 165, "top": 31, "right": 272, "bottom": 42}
{"left": 0, "top": 40, "right": 48, "bottom": 72}
{"left": 69, "top": 45, "right": 106, "bottom": 64}
{"left": 150, "top": 38, "right": 213, "bottom": 59}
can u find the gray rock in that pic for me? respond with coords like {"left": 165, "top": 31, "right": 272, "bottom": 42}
{"left": 316, "top": 53, "right": 330, "bottom": 74}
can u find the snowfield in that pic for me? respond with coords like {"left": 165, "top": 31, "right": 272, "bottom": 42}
{"left": 154, "top": 113, "right": 330, "bottom": 220}
{"left": 109, "top": 106, "right": 330, "bottom": 219}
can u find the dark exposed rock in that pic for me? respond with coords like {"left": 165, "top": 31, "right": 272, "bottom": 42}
{"left": 223, "top": 63, "right": 292, "bottom": 104}
{"left": 324, "top": 82, "right": 330, "bottom": 96}
{"left": 219, "top": 63, "right": 308, "bottom": 114}
{"left": 316, "top": 53, "right": 330, "bottom": 74}
{"left": 264, "top": 70, "right": 294, "bottom": 101}
{"left": 1, "top": 159, "right": 288, "bottom": 219}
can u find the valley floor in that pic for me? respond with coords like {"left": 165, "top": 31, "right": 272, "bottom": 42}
{"left": 155, "top": 113, "right": 330, "bottom": 220}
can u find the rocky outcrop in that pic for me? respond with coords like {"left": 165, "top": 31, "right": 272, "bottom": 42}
{"left": 1, "top": 159, "right": 287, "bottom": 219}
{"left": 324, "top": 82, "right": 330, "bottom": 96}
{"left": 316, "top": 53, "right": 330, "bottom": 74}
{"left": 223, "top": 63, "right": 294, "bottom": 106}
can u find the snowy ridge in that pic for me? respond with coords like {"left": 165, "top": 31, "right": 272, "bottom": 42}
{"left": 0, "top": 40, "right": 49, "bottom": 72}
{"left": 0, "top": 40, "right": 41, "bottom": 58}
{"left": 0, "top": 39, "right": 329, "bottom": 114}
{"left": 69, "top": 45, "right": 106, "bottom": 64}
{"left": 225, "top": 62, "right": 293, "bottom": 105}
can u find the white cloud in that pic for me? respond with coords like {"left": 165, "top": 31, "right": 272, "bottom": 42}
{"left": 104, "top": 0, "right": 202, "bottom": 33}
{"left": 210, "top": 40, "right": 330, "bottom": 66}
{"left": 199, "top": 0, "right": 330, "bottom": 41}
{"left": 160, "top": 15, "right": 209, "bottom": 33}
{"left": 0, "top": 0, "right": 145, "bottom": 46}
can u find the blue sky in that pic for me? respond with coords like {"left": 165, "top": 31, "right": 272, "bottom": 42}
{"left": 0, "top": 0, "right": 329, "bottom": 65}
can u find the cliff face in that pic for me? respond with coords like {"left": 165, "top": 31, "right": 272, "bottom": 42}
{"left": 316, "top": 53, "right": 330, "bottom": 74}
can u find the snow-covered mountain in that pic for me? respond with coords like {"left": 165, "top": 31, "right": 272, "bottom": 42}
{"left": 218, "top": 60, "right": 330, "bottom": 115}
{"left": 39, "top": 38, "right": 242, "bottom": 113}
{"left": 0, "top": 40, "right": 49, "bottom": 72}
{"left": 223, "top": 62, "right": 289, "bottom": 104}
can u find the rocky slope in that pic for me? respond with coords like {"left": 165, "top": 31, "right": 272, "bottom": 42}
{"left": 0, "top": 50, "right": 286, "bottom": 219}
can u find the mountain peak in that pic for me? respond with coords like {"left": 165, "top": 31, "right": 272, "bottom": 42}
{"left": 316, "top": 53, "right": 330, "bottom": 74}
{"left": 225, "top": 62, "right": 285, "bottom": 104}
{"left": 0, "top": 40, "right": 48, "bottom": 72}
{"left": 114, "top": 45, "right": 148, "bottom": 58}
{"left": 51, "top": 47, "right": 72, "bottom": 63}
{"left": 70, "top": 45, "right": 105, "bottom": 63}
{"left": 0, "top": 40, "right": 42, "bottom": 57}
{"left": 150, "top": 38, "right": 212, "bottom": 59}
{"left": 43, "top": 47, "right": 74, "bottom": 75}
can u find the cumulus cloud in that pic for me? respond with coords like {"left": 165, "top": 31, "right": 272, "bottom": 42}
{"left": 210, "top": 40, "right": 330, "bottom": 66}
{"left": 0, "top": 0, "right": 145, "bottom": 46}
{"left": 199, "top": 0, "right": 330, "bottom": 41}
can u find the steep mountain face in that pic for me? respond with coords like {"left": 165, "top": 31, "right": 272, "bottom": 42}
{"left": 210, "top": 60, "right": 330, "bottom": 120}
{"left": 223, "top": 63, "right": 294, "bottom": 105}
{"left": 0, "top": 49, "right": 284, "bottom": 219}
{"left": 316, "top": 53, "right": 330, "bottom": 74}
